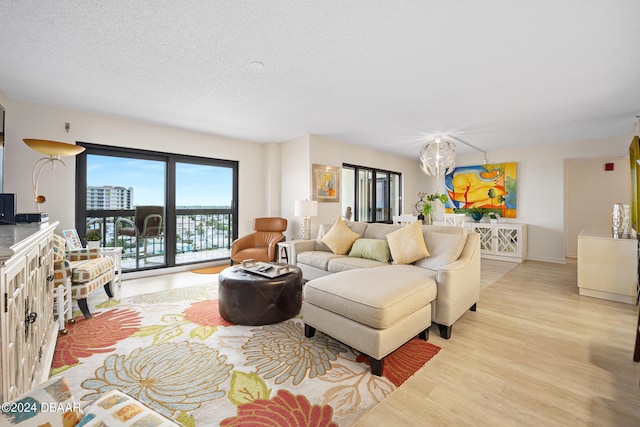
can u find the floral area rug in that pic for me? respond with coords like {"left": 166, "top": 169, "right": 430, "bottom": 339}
{"left": 51, "top": 282, "right": 441, "bottom": 426}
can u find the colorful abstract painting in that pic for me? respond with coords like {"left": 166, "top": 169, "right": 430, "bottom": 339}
{"left": 444, "top": 162, "right": 517, "bottom": 218}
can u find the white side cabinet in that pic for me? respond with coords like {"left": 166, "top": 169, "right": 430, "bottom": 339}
{"left": 577, "top": 229, "right": 638, "bottom": 305}
{"left": 0, "top": 222, "right": 59, "bottom": 402}
{"left": 465, "top": 222, "right": 527, "bottom": 263}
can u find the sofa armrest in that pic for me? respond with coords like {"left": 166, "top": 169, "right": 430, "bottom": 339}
{"left": 288, "top": 240, "right": 317, "bottom": 265}
{"left": 433, "top": 232, "right": 481, "bottom": 327}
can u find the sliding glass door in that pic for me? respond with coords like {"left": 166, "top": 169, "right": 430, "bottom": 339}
{"left": 175, "top": 161, "right": 234, "bottom": 265}
{"left": 342, "top": 164, "right": 402, "bottom": 223}
{"left": 76, "top": 143, "right": 238, "bottom": 272}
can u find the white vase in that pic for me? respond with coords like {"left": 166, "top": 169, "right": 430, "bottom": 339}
{"left": 87, "top": 241, "right": 101, "bottom": 249}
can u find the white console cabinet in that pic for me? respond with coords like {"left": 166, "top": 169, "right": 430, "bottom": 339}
{"left": 0, "top": 222, "right": 59, "bottom": 402}
{"left": 465, "top": 222, "right": 527, "bottom": 262}
{"left": 577, "top": 229, "right": 638, "bottom": 305}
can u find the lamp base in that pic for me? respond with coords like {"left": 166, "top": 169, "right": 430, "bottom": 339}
{"left": 300, "top": 217, "right": 311, "bottom": 240}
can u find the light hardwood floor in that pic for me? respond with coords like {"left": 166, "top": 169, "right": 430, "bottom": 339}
{"left": 354, "top": 259, "right": 640, "bottom": 426}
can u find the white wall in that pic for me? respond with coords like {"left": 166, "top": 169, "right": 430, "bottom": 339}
{"left": 3, "top": 99, "right": 269, "bottom": 235}
{"left": 280, "top": 135, "right": 311, "bottom": 241}
{"left": 307, "top": 135, "right": 433, "bottom": 234}
{"left": 565, "top": 156, "right": 630, "bottom": 258}
{"left": 456, "top": 134, "right": 633, "bottom": 263}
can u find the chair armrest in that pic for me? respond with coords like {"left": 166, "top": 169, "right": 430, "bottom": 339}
{"left": 115, "top": 217, "right": 136, "bottom": 237}
{"left": 261, "top": 233, "right": 286, "bottom": 261}
{"left": 231, "top": 234, "right": 256, "bottom": 257}
{"left": 53, "top": 259, "right": 72, "bottom": 286}
{"left": 66, "top": 248, "right": 102, "bottom": 261}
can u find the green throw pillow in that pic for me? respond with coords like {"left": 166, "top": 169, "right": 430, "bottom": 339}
{"left": 349, "top": 238, "right": 391, "bottom": 263}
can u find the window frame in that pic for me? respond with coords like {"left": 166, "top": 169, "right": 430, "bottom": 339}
{"left": 342, "top": 163, "right": 402, "bottom": 223}
{"left": 75, "top": 142, "right": 239, "bottom": 270}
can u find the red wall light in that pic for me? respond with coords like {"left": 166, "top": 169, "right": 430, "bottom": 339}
{"left": 605, "top": 162, "right": 615, "bottom": 171}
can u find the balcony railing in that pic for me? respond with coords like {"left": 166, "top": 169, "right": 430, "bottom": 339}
{"left": 86, "top": 208, "right": 233, "bottom": 270}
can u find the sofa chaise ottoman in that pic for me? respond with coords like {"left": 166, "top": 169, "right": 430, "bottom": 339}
{"left": 290, "top": 219, "right": 481, "bottom": 339}
{"left": 302, "top": 264, "right": 437, "bottom": 376}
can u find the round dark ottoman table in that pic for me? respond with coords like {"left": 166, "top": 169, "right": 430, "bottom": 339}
{"left": 218, "top": 263, "right": 303, "bottom": 325}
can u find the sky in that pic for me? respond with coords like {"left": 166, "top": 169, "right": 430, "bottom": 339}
{"left": 87, "top": 155, "right": 233, "bottom": 207}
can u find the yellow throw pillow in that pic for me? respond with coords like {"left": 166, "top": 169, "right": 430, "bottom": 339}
{"left": 321, "top": 217, "right": 360, "bottom": 255}
{"left": 386, "top": 221, "right": 430, "bottom": 264}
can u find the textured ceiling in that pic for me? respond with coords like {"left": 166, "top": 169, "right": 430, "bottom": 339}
{"left": 0, "top": 1, "right": 638, "bottom": 157}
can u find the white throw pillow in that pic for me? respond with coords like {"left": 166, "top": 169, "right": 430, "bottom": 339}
{"left": 415, "top": 230, "right": 467, "bottom": 270}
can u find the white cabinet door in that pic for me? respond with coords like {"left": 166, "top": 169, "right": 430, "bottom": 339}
{"left": 496, "top": 225, "right": 522, "bottom": 257}
{"left": 1, "top": 256, "right": 28, "bottom": 402}
{"left": 466, "top": 222, "right": 527, "bottom": 262}
{"left": 0, "top": 223, "right": 58, "bottom": 403}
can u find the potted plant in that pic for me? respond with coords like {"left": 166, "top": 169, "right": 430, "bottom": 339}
{"left": 86, "top": 229, "right": 102, "bottom": 249}
{"left": 467, "top": 207, "right": 485, "bottom": 223}
{"left": 487, "top": 211, "right": 500, "bottom": 224}
{"left": 422, "top": 193, "right": 448, "bottom": 225}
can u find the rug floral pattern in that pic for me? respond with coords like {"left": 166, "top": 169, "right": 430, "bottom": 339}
{"left": 52, "top": 283, "right": 440, "bottom": 426}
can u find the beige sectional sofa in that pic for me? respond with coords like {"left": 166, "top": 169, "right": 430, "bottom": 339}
{"left": 290, "top": 220, "right": 481, "bottom": 339}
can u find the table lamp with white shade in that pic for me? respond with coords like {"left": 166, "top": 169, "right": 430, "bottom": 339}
{"left": 295, "top": 199, "right": 318, "bottom": 240}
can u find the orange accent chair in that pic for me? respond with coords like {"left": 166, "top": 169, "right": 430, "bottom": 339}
{"left": 231, "top": 217, "right": 288, "bottom": 265}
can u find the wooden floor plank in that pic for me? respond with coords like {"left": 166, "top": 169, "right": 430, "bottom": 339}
{"left": 354, "top": 259, "right": 640, "bottom": 426}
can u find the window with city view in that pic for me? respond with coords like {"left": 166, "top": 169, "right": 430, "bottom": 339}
{"left": 76, "top": 143, "right": 238, "bottom": 272}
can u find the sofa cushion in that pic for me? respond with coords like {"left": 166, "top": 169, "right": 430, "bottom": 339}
{"left": 0, "top": 376, "right": 82, "bottom": 427}
{"left": 386, "top": 221, "right": 430, "bottom": 264}
{"left": 304, "top": 265, "right": 437, "bottom": 329}
{"left": 321, "top": 217, "right": 360, "bottom": 255}
{"left": 328, "top": 256, "right": 388, "bottom": 273}
{"left": 297, "top": 251, "right": 346, "bottom": 271}
{"left": 362, "top": 222, "right": 402, "bottom": 240}
{"left": 70, "top": 257, "right": 114, "bottom": 284}
{"left": 344, "top": 220, "right": 369, "bottom": 236}
{"left": 415, "top": 230, "right": 468, "bottom": 270}
{"left": 348, "top": 238, "right": 391, "bottom": 263}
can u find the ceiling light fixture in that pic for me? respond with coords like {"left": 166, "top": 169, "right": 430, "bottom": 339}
{"left": 419, "top": 135, "right": 456, "bottom": 176}
{"left": 23, "top": 139, "right": 85, "bottom": 212}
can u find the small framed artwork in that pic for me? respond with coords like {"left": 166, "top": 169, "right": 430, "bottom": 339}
{"left": 312, "top": 164, "right": 340, "bottom": 202}
{"left": 62, "top": 229, "right": 82, "bottom": 250}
